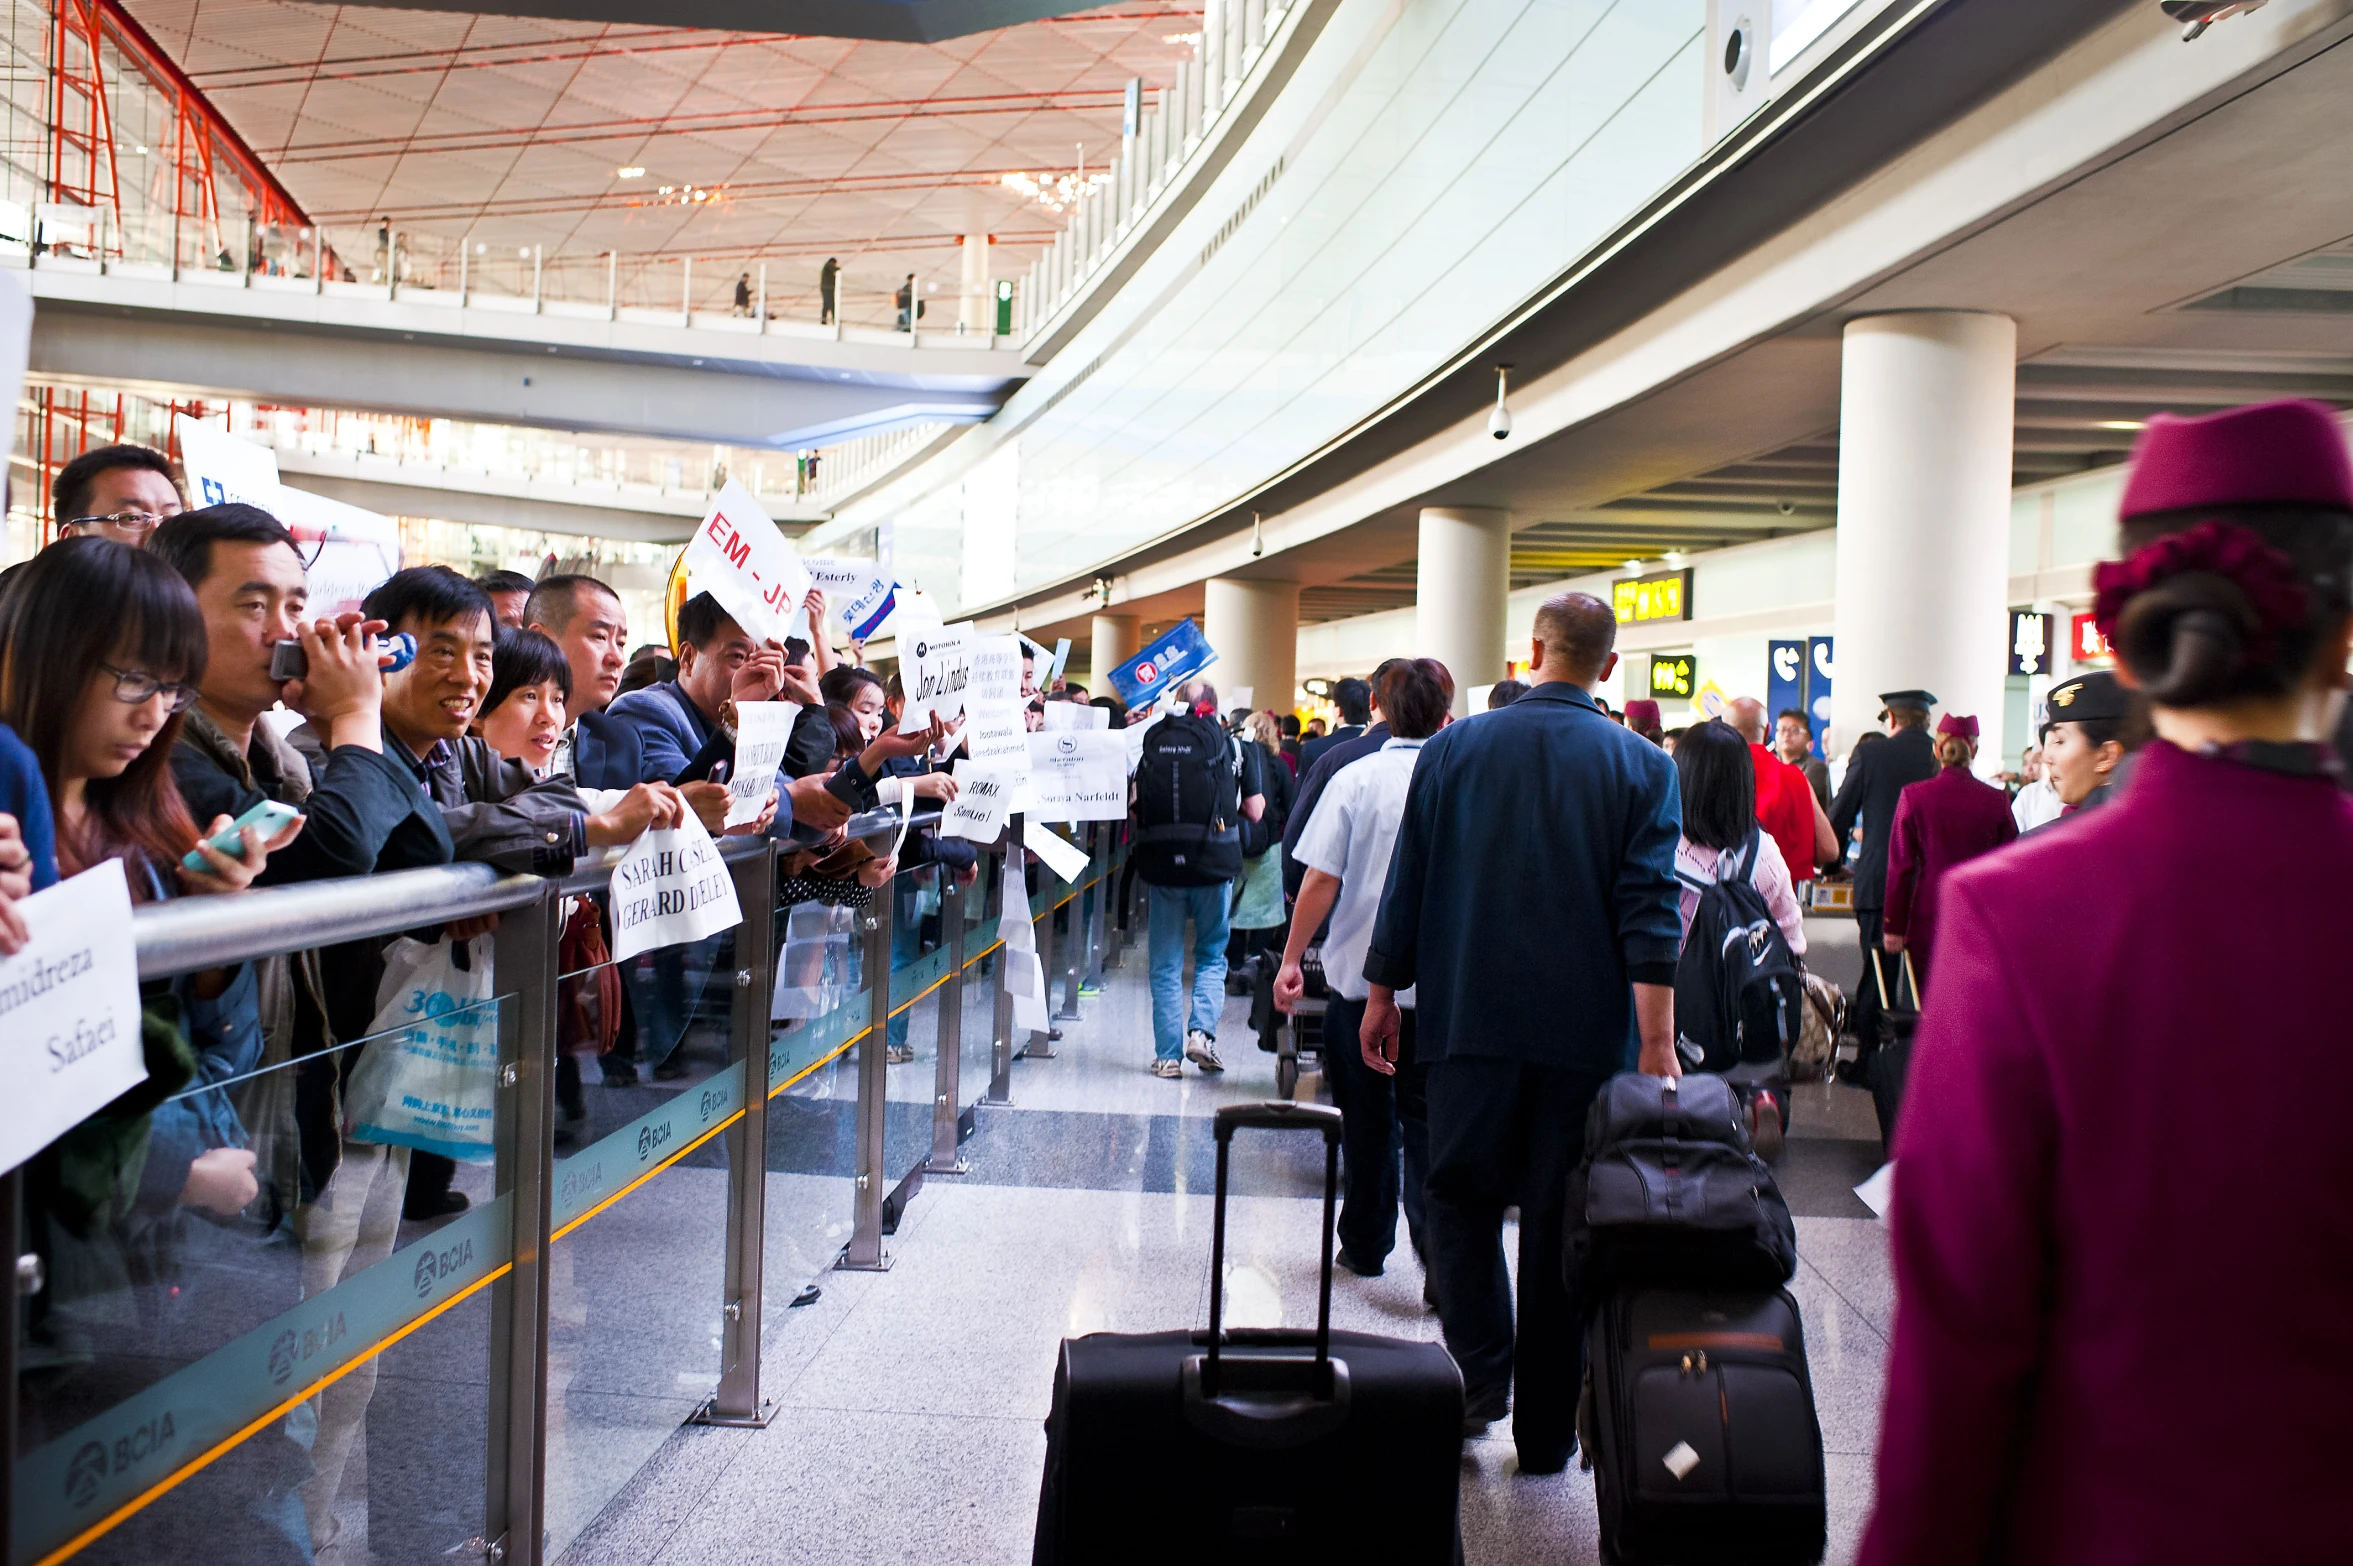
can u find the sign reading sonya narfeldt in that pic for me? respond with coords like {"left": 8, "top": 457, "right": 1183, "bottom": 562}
{"left": 0, "top": 859, "right": 145, "bottom": 1176}
{"left": 610, "top": 816, "right": 744, "bottom": 962}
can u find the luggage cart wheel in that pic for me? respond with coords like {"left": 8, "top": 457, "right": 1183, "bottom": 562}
{"left": 1276, "top": 1052, "right": 1298, "bottom": 1100}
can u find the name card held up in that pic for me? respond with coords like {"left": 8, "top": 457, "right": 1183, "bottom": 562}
{"left": 610, "top": 815, "right": 744, "bottom": 962}
{"left": 0, "top": 860, "right": 145, "bottom": 1176}
{"left": 682, "top": 479, "right": 808, "bottom": 646}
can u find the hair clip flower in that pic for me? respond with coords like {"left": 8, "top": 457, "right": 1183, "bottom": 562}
{"left": 2091, "top": 520, "right": 2308, "bottom": 658}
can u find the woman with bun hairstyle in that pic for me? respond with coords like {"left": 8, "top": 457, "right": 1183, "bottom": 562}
{"left": 1861, "top": 400, "right": 2353, "bottom": 1565}
{"left": 1877, "top": 712, "right": 2015, "bottom": 986}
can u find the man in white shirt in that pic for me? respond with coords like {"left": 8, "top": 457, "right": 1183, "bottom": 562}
{"left": 2011, "top": 733, "right": 2065, "bottom": 832}
{"left": 1276, "top": 657, "right": 1452, "bottom": 1281}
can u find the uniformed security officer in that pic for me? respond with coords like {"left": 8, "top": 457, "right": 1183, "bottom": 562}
{"left": 1829, "top": 688, "right": 1939, "bottom": 1056}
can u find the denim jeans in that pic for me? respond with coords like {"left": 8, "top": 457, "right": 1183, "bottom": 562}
{"left": 1145, "top": 881, "right": 1230, "bottom": 1062}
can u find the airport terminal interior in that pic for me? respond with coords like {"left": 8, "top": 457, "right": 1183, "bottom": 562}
{"left": 4, "top": 0, "right": 2352, "bottom": 1561}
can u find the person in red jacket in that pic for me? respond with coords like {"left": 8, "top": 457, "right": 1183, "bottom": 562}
{"left": 1860, "top": 398, "right": 2353, "bottom": 1565}
{"left": 1878, "top": 713, "right": 2016, "bottom": 985}
{"left": 1729, "top": 695, "right": 1833, "bottom": 883}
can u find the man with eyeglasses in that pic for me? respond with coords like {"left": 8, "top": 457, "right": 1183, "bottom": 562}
{"left": 52, "top": 442, "right": 184, "bottom": 544}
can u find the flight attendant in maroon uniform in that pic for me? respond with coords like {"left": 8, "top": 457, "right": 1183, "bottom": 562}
{"left": 1861, "top": 399, "right": 2353, "bottom": 1565}
{"left": 1878, "top": 713, "right": 2015, "bottom": 986}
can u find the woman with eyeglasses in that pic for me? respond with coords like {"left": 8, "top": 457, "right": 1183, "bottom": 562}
{"left": 2, "top": 537, "right": 305, "bottom": 1364}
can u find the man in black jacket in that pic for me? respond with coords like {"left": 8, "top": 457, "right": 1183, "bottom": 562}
{"left": 1828, "top": 689, "right": 1941, "bottom": 1051}
{"left": 1298, "top": 675, "right": 1372, "bottom": 771}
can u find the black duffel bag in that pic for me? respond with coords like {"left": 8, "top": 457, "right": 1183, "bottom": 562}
{"left": 1567, "top": 1072, "right": 1798, "bottom": 1295}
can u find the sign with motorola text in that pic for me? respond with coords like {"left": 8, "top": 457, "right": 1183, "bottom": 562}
{"left": 1649, "top": 654, "right": 1697, "bottom": 700}
{"left": 897, "top": 616, "right": 974, "bottom": 735}
{"left": 0, "top": 860, "right": 145, "bottom": 1176}
{"left": 1613, "top": 568, "right": 1693, "bottom": 625}
{"left": 2009, "top": 611, "right": 2054, "bottom": 677}
{"left": 608, "top": 816, "right": 744, "bottom": 962}
{"left": 1108, "top": 618, "right": 1217, "bottom": 709}
{"left": 682, "top": 479, "right": 808, "bottom": 647}
{"left": 2069, "top": 611, "right": 2113, "bottom": 665}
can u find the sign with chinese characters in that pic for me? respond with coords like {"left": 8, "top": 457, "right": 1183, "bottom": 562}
{"left": 2009, "top": 611, "right": 2054, "bottom": 677}
{"left": 1650, "top": 654, "right": 1697, "bottom": 699}
{"left": 1109, "top": 619, "right": 1216, "bottom": 708}
{"left": 2069, "top": 611, "right": 2113, "bottom": 665}
{"left": 1613, "top": 568, "right": 1693, "bottom": 625}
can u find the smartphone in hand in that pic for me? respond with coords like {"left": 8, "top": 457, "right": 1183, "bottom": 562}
{"left": 182, "top": 799, "right": 302, "bottom": 873}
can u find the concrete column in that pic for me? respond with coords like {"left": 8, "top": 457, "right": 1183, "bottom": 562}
{"left": 1202, "top": 578, "right": 1298, "bottom": 713}
{"left": 1830, "top": 312, "right": 2015, "bottom": 755}
{"left": 959, "top": 235, "right": 989, "bottom": 332}
{"left": 1087, "top": 613, "right": 1139, "bottom": 693}
{"left": 1415, "top": 507, "right": 1511, "bottom": 714}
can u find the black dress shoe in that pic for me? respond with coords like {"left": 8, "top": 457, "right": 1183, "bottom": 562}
{"left": 403, "top": 1189, "right": 469, "bottom": 1221}
{"left": 1462, "top": 1383, "right": 1509, "bottom": 1437}
{"left": 1335, "top": 1248, "right": 1385, "bottom": 1279}
{"left": 1517, "top": 1439, "right": 1575, "bottom": 1476}
{"left": 601, "top": 1060, "right": 639, "bottom": 1087}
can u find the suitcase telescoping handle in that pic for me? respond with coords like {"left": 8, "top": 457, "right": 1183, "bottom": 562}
{"left": 1205, "top": 1102, "right": 1343, "bottom": 1394}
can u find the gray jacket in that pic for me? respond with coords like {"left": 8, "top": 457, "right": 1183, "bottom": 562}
{"left": 294, "top": 722, "right": 589, "bottom": 876}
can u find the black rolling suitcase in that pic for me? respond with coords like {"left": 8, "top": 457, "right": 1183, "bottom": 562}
{"left": 1032, "top": 1102, "right": 1463, "bottom": 1565}
{"left": 1580, "top": 1287, "right": 1827, "bottom": 1565}
{"left": 1865, "top": 949, "right": 1921, "bottom": 1151}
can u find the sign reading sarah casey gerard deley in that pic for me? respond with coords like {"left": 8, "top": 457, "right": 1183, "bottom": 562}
{"left": 609, "top": 817, "right": 744, "bottom": 963}
{"left": 0, "top": 859, "right": 146, "bottom": 1176}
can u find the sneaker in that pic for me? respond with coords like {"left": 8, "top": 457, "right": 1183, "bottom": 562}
{"left": 1184, "top": 1031, "right": 1224, "bottom": 1073}
{"left": 1151, "top": 1058, "right": 1184, "bottom": 1079}
{"left": 1749, "top": 1088, "right": 1785, "bottom": 1162}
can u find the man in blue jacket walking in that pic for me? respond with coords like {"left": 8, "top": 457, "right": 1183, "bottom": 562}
{"left": 1361, "top": 592, "right": 1682, "bottom": 1473}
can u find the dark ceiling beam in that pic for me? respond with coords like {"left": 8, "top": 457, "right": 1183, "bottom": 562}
{"left": 313, "top": 0, "right": 1144, "bottom": 44}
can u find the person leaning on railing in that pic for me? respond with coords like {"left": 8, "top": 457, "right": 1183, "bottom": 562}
{"left": 0, "top": 539, "right": 305, "bottom": 1377}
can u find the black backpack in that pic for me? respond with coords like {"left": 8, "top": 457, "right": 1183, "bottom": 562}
{"left": 1673, "top": 828, "right": 1804, "bottom": 1076}
{"left": 1566, "top": 1072, "right": 1799, "bottom": 1294}
{"left": 1133, "top": 714, "right": 1244, "bottom": 885}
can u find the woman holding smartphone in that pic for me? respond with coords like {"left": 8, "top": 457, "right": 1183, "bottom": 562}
{"left": 1, "top": 537, "right": 302, "bottom": 1359}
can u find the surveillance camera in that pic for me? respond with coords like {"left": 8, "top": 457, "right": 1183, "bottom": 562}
{"left": 1488, "top": 363, "right": 1513, "bottom": 441}
{"left": 2161, "top": 1, "right": 2268, "bottom": 41}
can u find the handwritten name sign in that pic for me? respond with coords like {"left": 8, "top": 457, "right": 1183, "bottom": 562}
{"left": 803, "top": 557, "right": 899, "bottom": 640}
{"left": 897, "top": 618, "right": 974, "bottom": 736}
{"left": 726, "top": 700, "right": 796, "bottom": 827}
{"left": 682, "top": 479, "right": 808, "bottom": 646}
{"left": 0, "top": 860, "right": 145, "bottom": 1176}
{"left": 610, "top": 815, "right": 744, "bottom": 962}
{"left": 941, "top": 761, "right": 1015, "bottom": 842}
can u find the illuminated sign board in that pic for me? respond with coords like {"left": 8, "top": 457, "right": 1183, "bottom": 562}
{"left": 1650, "top": 655, "right": 1697, "bottom": 699}
{"left": 2069, "top": 611, "right": 2112, "bottom": 664}
{"left": 2008, "top": 611, "right": 2053, "bottom": 677}
{"left": 1613, "top": 568, "right": 1692, "bottom": 625}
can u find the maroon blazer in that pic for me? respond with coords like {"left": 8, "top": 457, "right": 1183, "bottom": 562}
{"left": 1881, "top": 764, "right": 2016, "bottom": 973}
{"left": 1861, "top": 742, "right": 2353, "bottom": 1565}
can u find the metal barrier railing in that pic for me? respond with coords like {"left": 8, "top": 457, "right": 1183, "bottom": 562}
{"left": 4, "top": 808, "right": 1130, "bottom": 1566}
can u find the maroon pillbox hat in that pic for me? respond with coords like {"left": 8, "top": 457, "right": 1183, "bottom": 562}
{"left": 1623, "top": 699, "right": 1662, "bottom": 731}
{"left": 1935, "top": 713, "right": 1979, "bottom": 740}
{"left": 2119, "top": 399, "right": 2353, "bottom": 521}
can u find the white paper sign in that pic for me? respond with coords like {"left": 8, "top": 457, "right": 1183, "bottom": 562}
{"left": 1040, "top": 700, "right": 1109, "bottom": 732}
{"left": 726, "top": 700, "right": 797, "bottom": 827}
{"left": 941, "top": 761, "right": 1015, "bottom": 842}
{"left": 0, "top": 275, "right": 29, "bottom": 464}
{"left": 682, "top": 478, "right": 809, "bottom": 647}
{"left": 609, "top": 815, "right": 745, "bottom": 962}
{"left": 963, "top": 635, "right": 1031, "bottom": 772}
{"left": 0, "top": 860, "right": 146, "bottom": 1176}
{"left": 1024, "top": 817, "right": 1091, "bottom": 882}
{"left": 1853, "top": 1161, "right": 1894, "bottom": 1219}
{"left": 898, "top": 618, "right": 974, "bottom": 735}
{"left": 802, "top": 557, "right": 898, "bottom": 638}
{"left": 1025, "top": 731, "right": 1130, "bottom": 823}
{"left": 176, "top": 417, "right": 399, "bottom": 614}
{"left": 998, "top": 860, "right": 1051, "bottom": 1033}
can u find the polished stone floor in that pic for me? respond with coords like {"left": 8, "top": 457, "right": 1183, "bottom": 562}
{"left": 562, "top": 918, "right": 1895, "bottom": 1565}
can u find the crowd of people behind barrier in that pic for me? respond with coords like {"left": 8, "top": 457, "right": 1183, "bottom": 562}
{"left": 5, "top": 444, "right": 980, "bottom": 1559}
{"left": 12, "top": 396, "right": 2353, "bottom": 1559}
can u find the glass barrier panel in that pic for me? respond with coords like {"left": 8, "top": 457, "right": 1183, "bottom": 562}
{"left": 13, "top": 981, "right": 515, "bottom": 1566}
{"left": 759, "top": 884, "right": 872, "bottom": 1302}
{"left": 882, "top": 865, "right": 951, "bottom": 1200}
{"left": 539, "top": 928, "right": 739, "bottom": 1559}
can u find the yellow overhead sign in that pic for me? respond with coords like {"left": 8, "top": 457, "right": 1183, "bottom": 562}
{"left": 1613, "top": 568, "right": 1692, "bottom": 624}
